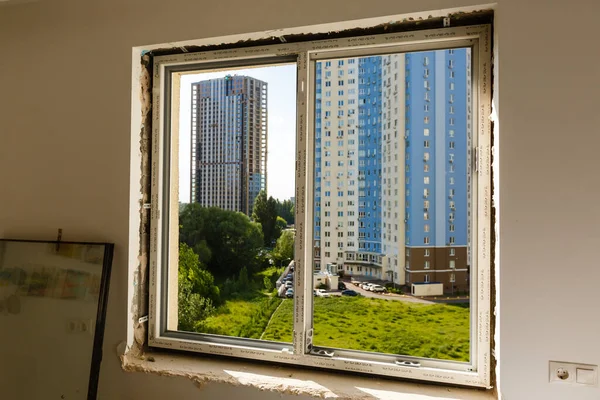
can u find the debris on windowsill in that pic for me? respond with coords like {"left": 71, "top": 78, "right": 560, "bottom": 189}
{"left": 121, "top": 351, "right": 495, "bottom": 399}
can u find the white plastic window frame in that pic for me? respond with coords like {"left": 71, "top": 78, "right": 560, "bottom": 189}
{"left": 148, "top": 24, "right": 492, "bottom": 388}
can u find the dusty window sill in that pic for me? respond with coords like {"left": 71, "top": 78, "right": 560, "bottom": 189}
{"left": 121, "top": 351, "right": 496, "bottom": 399}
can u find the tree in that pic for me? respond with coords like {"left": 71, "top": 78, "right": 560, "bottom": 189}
{"left": 252, "top": 190, "right": 279, "bottom": 246}
{"left": 180, "top": 204, "right": 264, "bottom": 280}
{"left": 177, "top": 243, "right": 218, "bottom": 331}
{"left": 273, "top": 230, "right": 295, "bottom": 266}
{"left": 275, "top": 199, "right": 295, "bottom": 225}
{"left": 274, "top": 216, "right": 287, "bottom": 244}
{"left": 178, "top": 275, "right": 215, "bottom": 332}
{"left": 178, "top": 243, "right": 220, "bottom": 303}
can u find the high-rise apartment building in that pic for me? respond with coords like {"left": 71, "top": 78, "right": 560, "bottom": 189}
{"left": 190, "top": 75, "right": 267, "bottom": 215}
{"left": 313, "top": 49, "right": 471, "bottom": 293}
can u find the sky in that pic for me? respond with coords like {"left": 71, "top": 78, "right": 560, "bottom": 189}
{"left": 178, "top": 64, "right": 297, "bottom": 203}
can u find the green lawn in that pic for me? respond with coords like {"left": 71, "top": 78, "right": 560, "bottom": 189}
{"left": 261, "top": 297, "right": 470, "bottom": 362}
{"left": 199, "top": 295, "right": 283, "bottom": 339}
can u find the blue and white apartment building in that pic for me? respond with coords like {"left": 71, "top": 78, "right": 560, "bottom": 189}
{"left": 314, "top": 49, "right": 471, "bottom": 292}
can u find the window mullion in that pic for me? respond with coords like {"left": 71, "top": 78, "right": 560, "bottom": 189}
{"left": 293, "top": 51, "right": 313, "bottom": 356}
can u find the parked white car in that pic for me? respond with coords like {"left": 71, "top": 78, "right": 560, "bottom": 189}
{"left": 315, "top": 289, "right": 331, "bottom": 298}
{"left": 361, "top": 283, "right": 374, "bottom": 291}
{"left": 370, "top": 284, "right": 386, "bottom": 293}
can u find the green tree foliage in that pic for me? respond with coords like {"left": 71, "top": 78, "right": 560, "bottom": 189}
{"left": 273, "top": 229, "right": 295, "bottom": 266}
{"left": 178, "top": 243, "right": 218, "bottom": 331}
{"left": 178, "top": 243, "right": 220, "bottom": 303}
{"left": 237, "top": 266, "right": 249, "bottom": 290}
{"left": 178, "top": 275, "right": 215, "bottom": 332}
{"left": 274, "top": 216, "right": 287, "bottom": 243}
{"left": 275, "top": 199, "right": 295, "bottom": 225}
{"left": 180, "top": 204, "right": 264, "bottom": 280}
{"left": 251, "top": 190, "right": 279, "bottom": 246}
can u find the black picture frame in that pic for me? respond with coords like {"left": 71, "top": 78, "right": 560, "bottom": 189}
{"left": 0, "top": 239, "right": 114, "bottom": 400}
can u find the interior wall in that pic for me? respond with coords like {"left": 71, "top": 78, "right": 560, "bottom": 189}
{"left": 0, "top": 0, "right": 599, "bottom": 399}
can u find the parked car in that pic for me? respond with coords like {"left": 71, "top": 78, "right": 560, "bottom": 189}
{"left": 285, "top": 281, "right": 293, "bottom": 289}
{"left": 361, "top": 283, "right": 374, "bottom": 291}
{"left": 351, "top": 279, "right": 361, "bottom": 286}
{"left": 370, "top": 284, "right": 386, "bottom": 293}
{"left": 315, "top": 289, "right": 330, "bottom": 298}
{"left": 338, "top": 282, "right": 347, "bottom": 290}
{"left": 285, "top": 288, "right": 294, "bottom": 298}
{"left": 341, "top": 289, "right": 359, "bottom": 296}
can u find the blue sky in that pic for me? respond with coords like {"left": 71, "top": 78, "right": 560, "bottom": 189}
{"left": 178, "top": 63, "right": 297, "bottom": 203}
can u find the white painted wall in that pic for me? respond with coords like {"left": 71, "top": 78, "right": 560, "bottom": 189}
{"left": 0, "top": 1, "right": 599, "bottom": 399}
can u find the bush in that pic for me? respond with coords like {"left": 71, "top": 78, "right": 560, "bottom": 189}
{"left": 384, "top": 283, "right": 403, "bottom": 295}
{"left": 178, "top": 275, "right": 216, "bottom": 332}
{"left": 263, "top": 276, "right": 273, "bottom": 291}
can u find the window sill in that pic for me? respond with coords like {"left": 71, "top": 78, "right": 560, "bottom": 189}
{"left": 121, "top": 351, "right": 496, "bottom": 399}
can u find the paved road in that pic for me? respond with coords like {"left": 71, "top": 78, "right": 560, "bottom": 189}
{"left": 330, "top": 283, "right": 435, "bottom": 304}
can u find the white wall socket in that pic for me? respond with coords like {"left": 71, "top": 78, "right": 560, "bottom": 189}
{"left": 66, "top": 319, "right": 94, "bottom": 335}
{"left": 549, "top": 361, "right": 598, "bottom": 386}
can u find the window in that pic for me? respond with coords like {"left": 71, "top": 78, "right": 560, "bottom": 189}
{"left": 148, "top": 22, "right": 492, "bottom": 388}
{"left": 424, "top": 261, "right": 430, "bottom": 269}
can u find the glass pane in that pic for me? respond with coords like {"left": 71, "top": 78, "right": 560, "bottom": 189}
{"left": 175, "top": 64, "right": 297, "bottom": 343}
{"left": 312, "top": 49, "right": 471, "bottom": 361}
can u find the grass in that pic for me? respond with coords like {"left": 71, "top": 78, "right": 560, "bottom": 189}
{"left": 261, "top": 297, "right": 470, "bottom": 362}
{"left": 194, "top": 266, "right": 285, "bottom": 338}
{"left": 199, "top": 295, "right": 282, "bottom": 339}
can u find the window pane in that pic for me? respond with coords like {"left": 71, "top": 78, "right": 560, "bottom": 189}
{"left": 175, "top": 64, "right": 297, "bottom": 343}
{"left": 312, "top": 49, "right": 471, "bottom": 361}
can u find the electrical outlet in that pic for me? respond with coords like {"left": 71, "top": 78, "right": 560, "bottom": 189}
{"left": 550, "top": 361, "right": 598, "bottom": 386}
{"left": 67, "top": 319, "right": 78, "bottom": 333}
{"left": 67, "top": 319, "right": 94, "bottom": 335}
{"left": 79, "top": 319, "right": 93, "bottom": 335}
